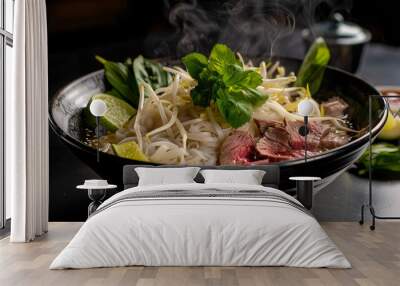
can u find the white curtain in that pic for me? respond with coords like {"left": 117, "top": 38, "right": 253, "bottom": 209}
{"left": 7, "top": 0, "right": 49, "bottom": 242}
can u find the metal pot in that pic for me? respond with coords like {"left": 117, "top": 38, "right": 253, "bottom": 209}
{"left": 302, "top": 13, "right": 371, "bottom": 73}
{"left": 49, "top": 57, "right": 387, "bottom": 191}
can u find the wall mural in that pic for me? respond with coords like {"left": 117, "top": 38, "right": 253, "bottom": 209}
{"left": 48, "top": 0, "right": 397, "bottom": 221}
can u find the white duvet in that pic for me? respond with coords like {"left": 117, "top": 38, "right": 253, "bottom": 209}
{"left": 50, "top": 183, "right": 350, "bottom": 269}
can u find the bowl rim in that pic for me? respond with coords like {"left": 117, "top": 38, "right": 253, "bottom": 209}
{"left": 49, "top": 59, "right": 388, "bottom": 167}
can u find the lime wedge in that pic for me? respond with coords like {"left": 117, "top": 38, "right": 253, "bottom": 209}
{"left": 91, "top": 93, "right": 136, "bottom": 131}
{"left": 378, "top": 112, "right": 400, "bottom": 140}
{"left": 112, "top": 141, "right": 149, "bottom": 162}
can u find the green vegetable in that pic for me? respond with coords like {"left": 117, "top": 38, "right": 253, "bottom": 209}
{"left": 133, "top": 55, "right": 172, "bottom": 92}
{"left": 107, "top": 88, "right": 124, "bottom": 100}
{"left": 208, "top": 44, "right": 241, "bottom": 74}
{"left": 95, "top": 56, "right": 139, "bottom": 107}
{"left": 182, "top": 52, "right": 208, "bottom": 78}
{"left": 296, "top": 37, "right": 331, "bottom": 95}
{"left": 358, "top": 143, "right": 400, "bottom": 175}
{"left": 182, "top": 44, "right": 267, "bottom": 128}
{"left": 216, "top": 91, "right": 253, "bottom": 128}
{"left": 87, "top": 93, "right": 136, "bottom": 132}
{"left": 92, "top": 55, "right": 173, "bottom": 130}
{"left": 96, "top": 55, "right": 172, "bottom": 108}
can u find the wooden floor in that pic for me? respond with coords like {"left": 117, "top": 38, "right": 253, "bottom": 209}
{"left": 0, "top": 222, "right": 399, "bottom": 286}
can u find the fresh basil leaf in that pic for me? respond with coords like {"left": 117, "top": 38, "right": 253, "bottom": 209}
{"left": 182, "top": 52, "right": 208, "bottom": 79}
{"left": 133, "top": 55, "right": 172, "bottom": 91}
{"left": 216, "top": 89, "right": 252, "bottom": 128}
{"left": 199, "top": 68, "right": 219, "bottom": 84}
{"left": 209, "top": 44, "right": 240, "bottom": 74}
{"left": 191, "top": 81, "right": 212, "bottom": 107}
{"left": 222, "top": 64, "right": 243, "bottom": 85}
{"left": 223, "top": 64, "right": 262, "bottom": 88}
{"left": 296, "top": 37, "right": 330, "bottom": 95}
{"left": 240, "top": 71, "right": 263, "bottom": 88}
{"left": 182, "top": 43, "right": 268, "bottom": 128}
{"left": 230, "top": 88, "right": 267, "bottom": 107}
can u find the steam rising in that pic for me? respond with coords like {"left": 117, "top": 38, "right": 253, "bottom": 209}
{"left": 165, "top": 0, "right": 352, "bottom": 58}
{"left": 218, "top": 0, "right": 295, "bottom": 58}
{"left": 169, "top": 1, "right": 219, "bottom": 55}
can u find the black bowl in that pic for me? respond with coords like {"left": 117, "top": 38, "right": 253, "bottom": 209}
{"left": 49, "top": 58, "right": 387, "bottom": 191}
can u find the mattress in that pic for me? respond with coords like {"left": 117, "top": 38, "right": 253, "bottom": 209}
{"left": 50, "top": 183, "right": 350, "bottom": 269}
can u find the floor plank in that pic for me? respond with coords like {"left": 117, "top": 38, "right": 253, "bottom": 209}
{"left": 0, "top": 222, "right": 399, "bottom": 286}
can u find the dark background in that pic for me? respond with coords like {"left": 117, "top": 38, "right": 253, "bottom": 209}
{"left": 47, "top": 0, "right": 400, "bottom": 221}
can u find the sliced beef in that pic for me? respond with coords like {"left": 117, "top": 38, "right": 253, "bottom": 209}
{"left": 285, "top": 120, "right": 329, "bottom": 151}
{"left": 254, "top": 119, "right": 285, "bottom": 134}
{"left": 256, "top": 136, "right": 289, "bottom": 158}
{"left": 219, "top": 131, "right": 255, "bottom": 165}
{"left": 220, "top": 118, "right": 351, "bottom": 165}
{"left": 321, "top": 97, "right": 349, "bottom": 118}
{"left": 320, "top": 132, "right": 351, "bottom": 149}
{"left": 264, "top": 125, "right": 291, "bottom": 147}
{"left": 253, "top": 119, "right": 344, "bottom": 163}
{"left": 256, "top": 137, "right": 302, "bottom": 161}
{"left": 255, "top": 134, "right": 318, "bottom": 162}
{"left": 256, "top": 123, "right": 293, "bottom": 161}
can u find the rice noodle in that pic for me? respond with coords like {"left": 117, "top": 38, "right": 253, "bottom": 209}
{"left": 206, "top": 108, "right": 224, "bottom": 140}
{"left": 175, "top": 118, "right": 188, "bottom": 163}
{"left": 182, "top": 118, "right": 204, "bottom": 126}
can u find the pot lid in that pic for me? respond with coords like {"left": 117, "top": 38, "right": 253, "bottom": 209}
{"left": 302, "top": 13, "right": 371, "bottom": 45}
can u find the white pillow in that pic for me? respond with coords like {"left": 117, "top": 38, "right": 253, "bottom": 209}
{"left": 200, "top": 169, "right": 266, "bottom": 185}
{"left": 135, "top": 167, "right": 201, "bottom": 186}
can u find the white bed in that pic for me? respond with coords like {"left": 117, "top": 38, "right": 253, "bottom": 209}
{"left": 50, "top": 166, "right": 350, "bottom": 269}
